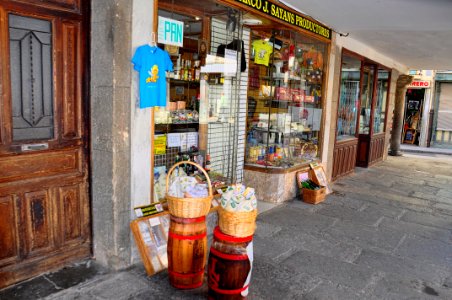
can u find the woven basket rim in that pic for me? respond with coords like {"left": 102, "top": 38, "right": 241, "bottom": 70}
{"left": 166, "top": 194, "right": 214, "bottom": 202}
{"left": 218, "top": 206, "right": 258, "bottom": 216}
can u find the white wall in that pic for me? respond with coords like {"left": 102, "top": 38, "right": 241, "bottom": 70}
{"left": 335, "top": 35, "right": 409, "bottom": 73}
{"left": 130, "top": 0, "right": 154, "bottom": 263}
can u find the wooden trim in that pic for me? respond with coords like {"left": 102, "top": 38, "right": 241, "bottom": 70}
{"left": 158, "top": 1, "right": 206, "bottom": 18}
{"left": 1, "top": 1, "right": 83, "bottom": 19}
{"left": 356, "top": 61, "right": 364, "bottom": 137}
{"left": 318, "top": 39, "right": 332, "bottom": 162}
{"left": 368, "top": 63, "right": 378, "bottom": 136}
{"left": 333, "top": 47, "right": 345, "bottom": 146}
{"left": 335, "top": 136, "right": 358, "bottom": 145}
{"left": 216, "top": 0, "right": 332, "bottom": 43}
{"left": 0, "top": 7, "right": 12, "bottom": 147}
{"left": 382, "top": 70, "right": 392, "bottom": 133}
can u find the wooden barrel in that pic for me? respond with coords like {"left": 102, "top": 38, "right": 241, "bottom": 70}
{"left": 167, "top": 215, "right": 207, "bottom": 289}
{"left": 208, "top": 226, "right": 253, "bottom": 299}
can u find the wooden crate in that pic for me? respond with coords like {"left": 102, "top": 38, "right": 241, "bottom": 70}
{"left": 302, "top": 186, "right": 326, "bottom": 204}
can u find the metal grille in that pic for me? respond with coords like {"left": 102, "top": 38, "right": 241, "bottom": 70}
{"left": 337, "top": 80, "right": 359, "bottom": 137}
{"left": 437, "top": 83, "right": 452, "bottom": 131}
{"left": 9, "top": 14, "right": 54, "bottom": 141}
{"left": 207, "top": 16, "right": 249, "bottom": 183}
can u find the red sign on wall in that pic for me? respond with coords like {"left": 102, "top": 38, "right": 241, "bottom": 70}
{"left": 408, "top": 81, "right": 431, "bottom": 88}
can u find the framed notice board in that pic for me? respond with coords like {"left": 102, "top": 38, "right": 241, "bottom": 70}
{"left": 130, "top": 211, "right": 170, "bottom": 276}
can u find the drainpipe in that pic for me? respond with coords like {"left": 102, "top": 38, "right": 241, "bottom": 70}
{"left": 389, "top": 74, "right": 413, "bottom": 156}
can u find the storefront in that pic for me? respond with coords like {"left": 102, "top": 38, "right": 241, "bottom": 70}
{"left": 1, "top": 0, "right": 410, "bottom": 289}
{"left": 402, "top": 79, "right": 432, "bottom": 146}
{"left": 152, "top": 0, "right": 332, "bottom": 203}
{"left": 332, "top": 49, "right": 392, "bottom": 180}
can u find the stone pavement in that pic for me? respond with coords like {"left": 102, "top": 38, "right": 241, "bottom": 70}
{"left": 400, "top": 144, "right": 452, "bottom": 156}
{"left": 1, "top": 153, "right": 452, "bottom": 299}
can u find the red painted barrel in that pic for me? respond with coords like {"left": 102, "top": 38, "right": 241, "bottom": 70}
{"left": 167, "top": 215, "right": 207, "bottom": 289}
{"left": 208, "top": 226, "right": 254, "bottom": 299}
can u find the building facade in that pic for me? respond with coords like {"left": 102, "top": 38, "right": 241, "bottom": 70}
{"left": 0, "top": 0, "right": 409, "bottom": 288}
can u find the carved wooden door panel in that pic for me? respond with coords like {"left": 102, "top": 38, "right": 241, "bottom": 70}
{"left": 0, "top": 1, "right": 90, "bottom": 288}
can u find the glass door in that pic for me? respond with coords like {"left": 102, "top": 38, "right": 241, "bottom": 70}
{"left": 359, "top": 65, "right": 375, "bottom": 135}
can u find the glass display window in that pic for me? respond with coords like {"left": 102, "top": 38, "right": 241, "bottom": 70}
{"left": 359, "top": 65, "right": 375, "bottom": 135}
{"left": 245, "top": 29, "right": 327, "bottom": 169}
{"left": 336, "top": 53, "right": 361, "bottom": 140}
{"left": 373, "top": 69, "right": 390, "bottom": 134}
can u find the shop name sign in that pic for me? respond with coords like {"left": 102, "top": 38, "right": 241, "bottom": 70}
{"left": 408, "top": 81, "right": 431, "bottom": 88}
{"left": 158, "top": 16, "right": 183, "bottom": 47}
{"left": 234, "top": 0, "right": 331, "bottom": 40}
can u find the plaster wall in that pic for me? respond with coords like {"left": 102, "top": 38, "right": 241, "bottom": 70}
{"left": 335, "top": 35, "right": 409, "bottom": 73}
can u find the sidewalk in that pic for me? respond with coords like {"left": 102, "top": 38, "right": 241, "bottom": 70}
{"left": 1, "top": 153, "right": 452, "bottom": 299}
{"left": 400, "top": 144, "right": 452, "bottom": 156}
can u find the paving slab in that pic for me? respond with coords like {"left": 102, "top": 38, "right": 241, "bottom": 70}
{"left": 274, "top": 228, "right": 362, "bottom": 263}
{"left": 401, "top": 210, "right": 452, "bottom": 230}
{"left": 354, "top": 249, "right": 449, "bottom": 285}
{"left": 395, "top": 235, "right": 452, "bottom": 268}
{"left": 260, "top": 204, "right": 337, "bottom": 233}
{"left": 302, "top": 281, "right": 366, "bottom": 300}
{"left": 281, "top": 250, "right": 377, "bottom": 290}
{"left": 315, "top": 204, "right": 383, "bottom": 226}
{"left": 379, "top": 216, "right": 452, "bottom": 244}
{"left": 249, "top": 260, "right": 322, "bottom": 300}
{"left": 367, "top": 272, "right": 452, "bottom": 300}
{"left": 323, "top": 219, "right": 406, "bottom": 254}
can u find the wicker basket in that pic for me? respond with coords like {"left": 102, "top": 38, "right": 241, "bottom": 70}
{"left": 165, "top": 161, "right": 213, "bottom": 218}
{"left": 218, "top": 206, "right": 257, "bottom": 237}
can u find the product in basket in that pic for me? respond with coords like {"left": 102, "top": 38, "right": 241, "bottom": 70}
{"left": 220, "top": 184, "right": 258, "bottom": 212}
{"left": 168, "top": 175, "right": 208, "bottom": 198}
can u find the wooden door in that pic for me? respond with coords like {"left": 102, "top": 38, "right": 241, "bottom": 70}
{"left": 0, "top": 0, "right": 90, "bottom": 288}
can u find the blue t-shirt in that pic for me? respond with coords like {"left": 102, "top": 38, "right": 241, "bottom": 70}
{"left": 131, "top": 45, "right": 173, "bottom": 108}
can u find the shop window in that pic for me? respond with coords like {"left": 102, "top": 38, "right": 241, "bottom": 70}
{"left": 245, "top": 29, "right": 327, "bottom": 169}
{"left": 336, "top": 53, "right": 361, "bottom": 140}
{"left": 373, "top": 69, "right": 390, "bottom": 134}
{"left": 153, "top": 2, "right": 248, "bottom": 200}
{"left": 359, "top": 65, "right": 375, "bottom": 134}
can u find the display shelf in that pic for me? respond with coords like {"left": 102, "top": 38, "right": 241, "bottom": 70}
{"left": 245, "top": 29, "right": 326, "bottom": 170}
{"left": 169, "top": 78, "right": 200, "bottom": 85}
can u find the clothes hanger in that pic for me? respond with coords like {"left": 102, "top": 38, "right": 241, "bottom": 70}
{"left": 149, "top": 32, "right": 156, "bottom": 47}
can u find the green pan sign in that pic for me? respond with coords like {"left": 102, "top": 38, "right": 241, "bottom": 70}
{"left": 234, "top": 0, "right": 331, "bottom": 40}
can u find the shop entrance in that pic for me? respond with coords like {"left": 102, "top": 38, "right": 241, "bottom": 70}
{"left": 402, "top": 88, "right": 425, "bottom": 145}
{"left": 0, "top": 2, "right": 90, "bottom": 288}
{"left": 333, "top": 50, "right": 390, "bottom": 180}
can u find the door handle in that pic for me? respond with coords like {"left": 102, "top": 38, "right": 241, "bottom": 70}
{"left": 21, "top": 143, "right": 49, "bottom": 152}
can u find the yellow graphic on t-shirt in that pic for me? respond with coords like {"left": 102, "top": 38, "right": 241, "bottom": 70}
{"left": 146, "top": 65, "right": 159, "bottom": 83}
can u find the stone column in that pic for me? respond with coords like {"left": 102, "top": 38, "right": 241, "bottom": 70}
{"left": 389, "top": 74, "right": 413, "bottom": 156}
{"left": 91, "top": 0, "right": 133, "bottom": 270}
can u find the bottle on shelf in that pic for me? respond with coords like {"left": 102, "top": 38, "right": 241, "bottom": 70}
{"left": 195, "top": 60, "right": 200, "bottom": 81}
{"left": 190, "top": 60, "right": 196, "bottom": 81}
{"left": 179, "top": 59, "right": 185, "bottom": 80}
{"left": 205, "top": 154, "right": 211, "bottom": 172}
{"left": 184, "top": 60, "right": 189, "bottom": 81}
